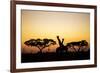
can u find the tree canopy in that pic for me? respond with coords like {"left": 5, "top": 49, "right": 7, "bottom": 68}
{"left": 24, "top": 38, "right": 56, "bottom": 52}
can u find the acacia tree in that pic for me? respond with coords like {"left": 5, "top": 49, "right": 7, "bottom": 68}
{"left": 66, "top": 40, "right": 88, "bottom": 52}
{"left": 24, "top": 38, "right": 56, "bottom": 53}
{"left": 78, "top": 40, "right": 88, "bottom": 52}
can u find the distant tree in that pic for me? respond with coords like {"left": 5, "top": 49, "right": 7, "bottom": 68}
{"left": 80, "top": 40, "right": 88, "bottom": 46}
{"left": 24, "top": 38, "right": 56, "bottom": 53}
{"left": 66, "top": 41, "right": 81, "bottom": 52}
{"left": 78, "top": 40, "right": 88, "bottom": 52}
{"left": 66, "top": 40, "right": 89, "bottom": 52}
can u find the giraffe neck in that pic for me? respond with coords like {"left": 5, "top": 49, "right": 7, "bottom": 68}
{"left": 57, "top": 36, "right": 64, "bottom": 47}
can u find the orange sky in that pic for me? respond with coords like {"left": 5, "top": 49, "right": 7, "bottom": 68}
{"left": 21, "top": 10, "right": 90, "bottom": 53}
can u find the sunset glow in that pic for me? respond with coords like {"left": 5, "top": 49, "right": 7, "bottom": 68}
{"left": 21, "top": 10, "right": 90, "bottom": 53}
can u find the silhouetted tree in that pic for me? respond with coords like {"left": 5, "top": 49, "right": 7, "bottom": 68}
{"left": 80, "top": 40, "right": 88, "bottom": 46}
{"left": 66, "top": 40, "right": 89, "bottom": 52}
{"left": 24, "top": 38, "right": 56, "bottom": 53}
{"left": 78, "top": 40, "right": 88, "bottom": 52}
{"left": 66, "top": 41, "right": 81, "bottom": 52}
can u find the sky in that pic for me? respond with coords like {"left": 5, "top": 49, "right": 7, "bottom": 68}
{"left": 21, "top": 10, "right": 90, "bottom": 53}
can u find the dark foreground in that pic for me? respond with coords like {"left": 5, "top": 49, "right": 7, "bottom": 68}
{"left": 21, "top": 50, "right": 90, "bottom": 63}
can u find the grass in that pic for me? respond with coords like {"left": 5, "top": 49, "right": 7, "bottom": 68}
{"left": 21, "top": 50, "right": 90, "bottom": 63}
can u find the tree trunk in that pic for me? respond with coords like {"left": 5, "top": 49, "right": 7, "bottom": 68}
{"left": 37, "top": 46, "right": 42, "bottom": 53}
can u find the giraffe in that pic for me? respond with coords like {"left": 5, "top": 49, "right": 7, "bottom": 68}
{"left": 57, "top": 36, "right": 64, "bottom": 47}
{"left": 56, "top": 36, "right": 67, "bottom": 53}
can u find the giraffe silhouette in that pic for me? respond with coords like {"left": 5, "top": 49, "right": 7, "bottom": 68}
{"left": 56, "top": 36, "right": 68, "bottom": 53}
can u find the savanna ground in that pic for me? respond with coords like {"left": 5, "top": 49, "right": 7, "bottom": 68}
{"left": 21, "top": 49, "right": 90, "bottom": 63}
